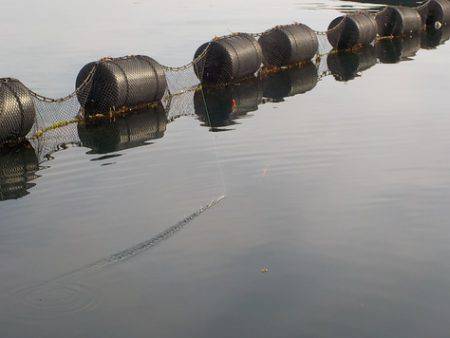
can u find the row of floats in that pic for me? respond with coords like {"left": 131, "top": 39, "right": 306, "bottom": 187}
{"left": 0, "top": 0, "right": 449, "bottom": 146}
{"left": 1, "top": 26, "right": 449, "bottom": 201}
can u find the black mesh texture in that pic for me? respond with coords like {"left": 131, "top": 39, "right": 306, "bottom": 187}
{"left": 376, "top": 6, "right": 423, "bottom": 36}
{"left": 376, "top": 35, "right": 421, "bottom": 63}
{"left": 0, "top": 3, "right": 448, "bottom": 158}
{"left": 419, "top": 0, "right": 450, "bottom": 27}
{"left": 0, "top": 141, "right": 39, "bottom": 201}
{"left": 327, "top": 45, "right": 377, "bottom": 81}
{"left": 258, "top": 24, "right": 319, "bottom": 67}
{"left": 194, "top": 77, "right": 263, "bottom": 129}
{"left": 262, "top": 61, "right": 318, "bottom": 102}
{"left": 77, "top": 104, "right": 167, "bottom": 154}
{"left": 0, "top": 9, "right": 448, "bottom": 202}
{"left": 0, "top": 3, "right": 448, "bottom": 203}
{"left": 421, "top": 24, "right": 450, "bottom": 48}
{"left": 77, "top": 56, "right": 167, "bottom": 114}
{"left": 0, "top": 79, "right": 36, "bottom": 144}
{"left": 194, "top": 33, "right": 263, "bottom": 84}
{"left": 327, "top": 13, "right": 378, "bottom": 49}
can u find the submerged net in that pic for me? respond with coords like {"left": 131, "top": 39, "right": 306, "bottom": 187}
{"left": 16, "top": 21, "right": 345, "bottom": 145}
{"left": 0, "top": 1, "right": 447, "bottom": 159}
{"left": 0, "top": 26, "right": 448, "bottom": 201}
{"left": 0, "top": 19, "right": 342, "bottom": 145}
{"left": 32, "top": 28, "right": 450, "bottom": 153}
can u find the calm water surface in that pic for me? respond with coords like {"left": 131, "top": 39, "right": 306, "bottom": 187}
{"left": 1, "top": 0, "right": 450, "bottom": 337}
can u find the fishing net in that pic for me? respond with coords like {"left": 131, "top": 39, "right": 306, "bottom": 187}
{"left": 0, "top": 13, "right": 369, "bottom": 150}
{"left": 0, "top": 1, "right": 447, "bottom": 162}
{"left": 0, "top": 24, "right": 448, "bottom": 201}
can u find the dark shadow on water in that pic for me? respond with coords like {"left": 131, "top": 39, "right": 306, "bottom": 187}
{"left": 194, "top": 61, "right": 319, "bottom": 130}
{"left": 78, "top": 103, "right": 167, "bottom": 155}
{"left": 1, "top": 25, "right": 449, "bottom": 202}
{"left": 90, "top": 154, "right": 123, "bottom": 161}
{"left": 375, "top": 35, "right": 421, "bottom": 64}
{"left": 0, "top": 141, "right": 39, "bottom": 201}
{"left": 263, "top": 61, "right": 319, "bottom": 102}
{"left": 421, "top": 25, "right": 450, "bottom": 49}
{"left": 194, "top": 77, "right": 263, "bottom": 130}
{"left": 328, "top": 45, "right": 377, "bottom": 82}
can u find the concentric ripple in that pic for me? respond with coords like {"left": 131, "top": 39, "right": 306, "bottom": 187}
{"left": 2, "top": 282, "right": 98, "bottom": 321}
{"left": 0, "top": 195, "right": 225, "bottom": 322}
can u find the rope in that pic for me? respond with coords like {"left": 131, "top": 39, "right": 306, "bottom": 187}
{"left": 7, "top": 0, "right": 437, "bottom": 106}
{"left": 161, "top": 42, "right": 211, "bottom": 71}
{"left": 27, "top": 63, "right": 98, "bottom": 103}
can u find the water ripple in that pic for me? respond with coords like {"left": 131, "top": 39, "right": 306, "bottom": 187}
{"left": 2, "top": 282, "right": 98, "bottom": 321}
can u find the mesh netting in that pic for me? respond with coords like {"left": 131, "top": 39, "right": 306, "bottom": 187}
{"left": 0, "top": 141, "right": 39, "bottom": 201}
{"left": 0, "top": 25, "right": 448, "bottom": 200}
{"left": 0, "top": 0, "right": 448, "bottom": 160}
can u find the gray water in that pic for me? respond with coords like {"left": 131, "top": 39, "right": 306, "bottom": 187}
{"left": 2, "top": 0, "right": 450, "bottom": 337}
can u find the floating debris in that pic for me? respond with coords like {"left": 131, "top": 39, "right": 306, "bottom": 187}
{"left": 260, "top": 267, "right": 269, "bottom": 273}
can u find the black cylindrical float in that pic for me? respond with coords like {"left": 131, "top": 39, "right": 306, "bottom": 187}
{"left": 78, "top": 103, "right": 167, "bottom": 154}
{"left": 0, "top": 141, "right": 38, "bottom": 201}
{"left": 327, "top": 13, "right": 378, "bottom": 49}
{"left": 327, "top": 45, "right": 377, "bottom": 81}
{"left": 194, "top": 77, "right": 263, "bottom": 128}
{"left": 258, "top": 24, "right": 319, "bottom": 67}
{"left": 421, "top": 24, "right": 450, "bottom": 48}
{"left": 76, "top": 55, "right": 167, "bottom": 114}
{"left": 0, "top": 79, "right": 36, "bottom": 144}
{"left": 376, "top": 35, "right": 421, "bottom": 63}
{"left": 418, "top": 0, "right": 450, "bottom": 27}
{"left": 194, "top": 33, "right": 263, "bottom": 84}
{"left": 376, "top": 6, "right": 423, "bottom": 37}
{"left": 262, "top": 61, "right": 318, "bottom": 102}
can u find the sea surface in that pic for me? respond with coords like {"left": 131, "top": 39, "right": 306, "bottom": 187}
{"left": 1, "top": 0, "right": 450, "bottom": 337}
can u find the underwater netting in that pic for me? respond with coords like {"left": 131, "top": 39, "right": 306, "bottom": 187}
{"left": 3, "top": 4, "right": 450, "bottom": 306}
{"left": 26, "top": 87, "right": 200, "bottom": 162}
{"left": 29, "top": 122, "right": 80, "bottom": 163}
{"left": 0, "top": 0, "right": 449, "bottom": 156}
{"left": 0, "top": 23, "right": 449, "bottom": 201}
{"left": 166, "top": 90, "right": 198, "bottom": 122}
{"left": 29, "top": 26, "right": 450, "bottom": 153}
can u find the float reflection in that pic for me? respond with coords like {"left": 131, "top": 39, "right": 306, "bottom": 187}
{"left": 78, "top": 103, "right": 167, "bottom": 154}
{"left": 0, "top": 142, "right": 39, "bottom": 201}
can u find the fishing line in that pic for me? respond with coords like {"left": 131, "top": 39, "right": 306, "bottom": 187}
{"left": 200, "top": 85, "right": 228, "bottom": 197}
{"left": 3, "top": 195, "right": 225, "bottom": 312}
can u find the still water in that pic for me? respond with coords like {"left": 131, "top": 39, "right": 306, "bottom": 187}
{"left": 1, "top": 0, "right": 450, "bottom": 337}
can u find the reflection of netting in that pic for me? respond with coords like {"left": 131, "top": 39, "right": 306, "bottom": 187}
{"left": 78, "top": 104, "right": 167, "bottom": 154}
{"left": 0, "top": 0, "right": 447, "bottom": 150}
{"left": 25, "top": 64, "right": 97, "bottom": 146}
{"left": 30, "top": 121, "right": 80, "bottom": 163}
{"left": 0, "top": 26, "right": 449, "bottom": 201}
{"left": 165, "top": 90, "right": 197, "bottom": 122}
{"left": 0, "top": 142, "right": 39, "bottom": 201}
{"left": 162, "top": 45, "right": 211, "bottom": 95}
{"left": 316, "top": 33, "right": 335, "bottom": 57}
{"left": 198, "top": 28, "right": 448, "bottom": 129}
{"left": 17, "top": 20, "right": 352, "bottom": 139}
